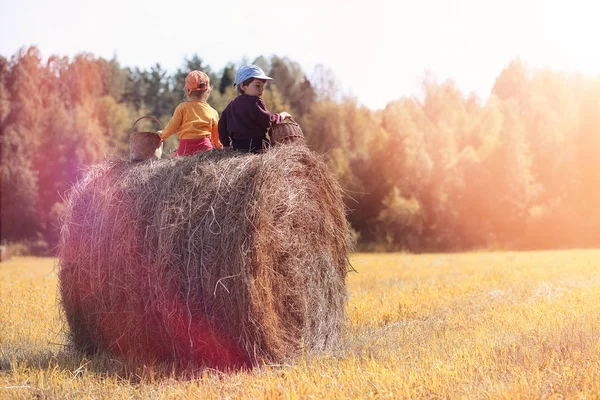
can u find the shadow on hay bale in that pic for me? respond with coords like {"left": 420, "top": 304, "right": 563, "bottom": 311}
{"left": 57, "top": 145, "right": 352, "bottom": 371}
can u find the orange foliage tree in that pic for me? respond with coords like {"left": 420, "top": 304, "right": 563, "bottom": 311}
{"left": 1, "top": 48, "right": 599, "bottom": 252}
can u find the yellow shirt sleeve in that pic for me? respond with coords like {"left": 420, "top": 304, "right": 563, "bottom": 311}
{"left": 209, "top": 107, "right": 223, "bottom": 149}
{"left": 159, "top": 104, "right": 184, "bottom": 141}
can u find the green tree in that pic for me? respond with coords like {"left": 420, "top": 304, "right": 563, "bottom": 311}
{"left": 143, "top": 63, "right": 173, "bottom": 119}
{"left": 121, "top": 67, "right": 146, "bottom": 111}
{"left": 304, "top": 100, "right": 349, "bottom": 153}
{"left": 95, "top": 95, "right": 137, "bottom": 156}
{"left": 173, "top": 55, "right": 215, "bottom": 93}
{"left": 1, "top": 47, "right": 46, "bottom": 241}
{"left": 269, "top": 56, "right": 315, "bottom": 118}
{"left": 375, "top": 186, "right": 424, "bottom": 250}
{"left": 219, "top": 63, "right": 235, "bottom": 94}
{"left": 99, "top": 56, "right": 127, "bottom": 100}
{"left": 1, "top": 125, "right": 40, "bottom": 241}
{"left": 0, "top": 56, "right": 10, "bottom": 122}
{"left": 310, "top": 64, "right": 341, "bottom": 101}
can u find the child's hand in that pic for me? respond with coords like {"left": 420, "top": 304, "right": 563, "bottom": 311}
{"left": 279, "top": 112, "right": 292, "bottom": 120}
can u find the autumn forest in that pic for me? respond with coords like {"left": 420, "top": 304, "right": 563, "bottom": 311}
{"left": 1, "top": 46, "right": 599, "bottom": 253}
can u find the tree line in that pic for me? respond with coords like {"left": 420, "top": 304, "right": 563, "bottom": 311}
{"left": 1, "top": 46, "right": 599, "bottom": 254}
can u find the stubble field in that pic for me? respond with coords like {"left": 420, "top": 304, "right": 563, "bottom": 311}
{"left": 1, "top": 250, "right": 599, "bottom": 399}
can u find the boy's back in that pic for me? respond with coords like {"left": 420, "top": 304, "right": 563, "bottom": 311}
{"left": 219, "top": 95, "right": 282, "bottom": 144}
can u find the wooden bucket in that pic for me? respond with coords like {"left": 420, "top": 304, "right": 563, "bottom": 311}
{"left": 129, "top": 116, "right": 163, "bottom": 161}
{"left": 270, "top": 118, "right": 306, "bottom": 146}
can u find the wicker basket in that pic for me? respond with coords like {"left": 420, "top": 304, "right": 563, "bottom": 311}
{"left": 270, "top": 118, "right": 306, "bottom": 146}
{"left": 129, "top": 116, "right": 163, "bottom": 161}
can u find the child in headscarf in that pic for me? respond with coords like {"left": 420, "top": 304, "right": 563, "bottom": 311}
{"left": 159, "top": 70, "right": 223, "bottom": 156}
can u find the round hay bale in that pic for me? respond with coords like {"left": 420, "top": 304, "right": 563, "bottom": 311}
{"left": 57, "top": 145, "right": 351, "bottom": 370}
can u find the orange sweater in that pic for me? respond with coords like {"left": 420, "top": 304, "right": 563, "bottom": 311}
{"left": 159, "top": 100, "right": 223, "bottom": 148}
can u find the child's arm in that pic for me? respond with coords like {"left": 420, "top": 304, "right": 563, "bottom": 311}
{"left": 211, "top": 118, "right": 223, "bottom": 149}
{"left": 159, "top": 105, "right": 184, "bottom": 141}
{"left": 253, "top": 98, "right": 289, "bottom": 129}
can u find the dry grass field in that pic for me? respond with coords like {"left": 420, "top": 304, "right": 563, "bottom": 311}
{"left": 1, "top": 250, "right": 600, "bottom": 399}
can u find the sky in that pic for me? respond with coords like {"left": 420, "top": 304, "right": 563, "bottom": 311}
{"left": 2, "top": 0, "right": 600, "bottom": 110}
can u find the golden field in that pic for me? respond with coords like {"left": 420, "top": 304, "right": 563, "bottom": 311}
{"left": 1, "top": 251, "right": 600, "bottom": 399}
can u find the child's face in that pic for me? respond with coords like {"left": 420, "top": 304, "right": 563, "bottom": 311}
{"left": 242, "top": 79, "right": 266, "bottom": 97}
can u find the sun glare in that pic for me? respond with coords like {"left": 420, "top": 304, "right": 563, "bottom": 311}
{"left": 537, "top": 0, "right": 600, "bottom": 74}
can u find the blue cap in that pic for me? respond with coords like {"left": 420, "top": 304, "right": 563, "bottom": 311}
{"left": 234, "top": 65, "right": 273, "bottom": 86}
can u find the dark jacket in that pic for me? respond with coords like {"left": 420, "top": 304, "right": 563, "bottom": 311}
{"left": 218, "top": 95, "right": 282, "bottom": 152}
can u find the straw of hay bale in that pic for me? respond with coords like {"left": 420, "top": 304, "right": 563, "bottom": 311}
{"left": 57, "top": 145, "right": 351, "bottom": 370}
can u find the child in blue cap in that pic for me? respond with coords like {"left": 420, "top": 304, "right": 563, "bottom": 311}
{"left": 218, "top": 65, "right": 291, "bottom": 153}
